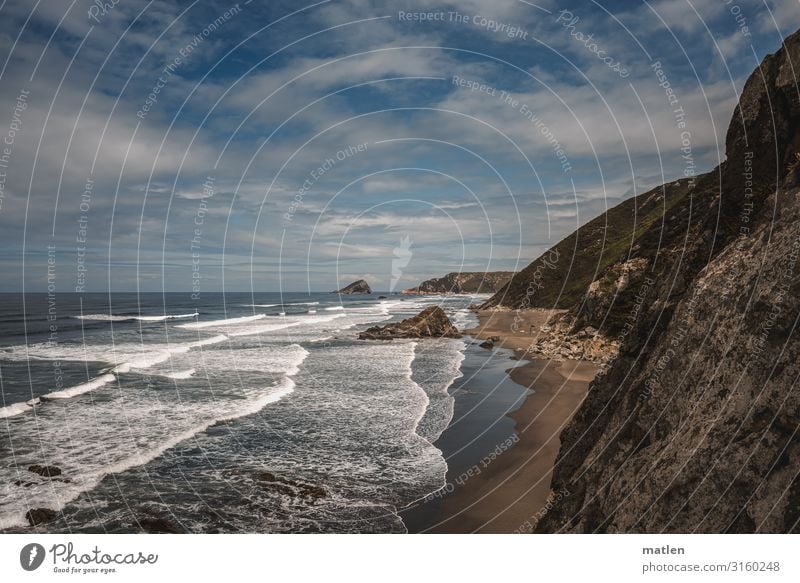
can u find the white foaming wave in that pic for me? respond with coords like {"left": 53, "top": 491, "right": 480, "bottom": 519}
{"left": 176, "top": 314, "right": 266, "bottom": 329}
{"left": 0, "top": 377, "right": 300, "bottom": 530}
{"left": 243, "top": 301, "right": 319, "bottom": 307}
{"left": 227, "top": 322, "right": 301, "bottom": 338}
{"left": 180, "top": 344, "right": 308, "bottom": 375}
{"left": 42, "top": 374, "right": 117, "bottom": 400}
{"left": 0, "top": 401, "right": 35, "bottom": 418}
{"left": 187, "top": 334, "right": 229, "bottom": 349}
{"left": 75, "top": 314, "right": 133, "bottom": 322}
{"left": 412, "top": 338, "right": 467, "bottom": 443}
{"left": 134, "top": 312, "right": 199, "bottom": 322}
{"left": 99, "top": 379, "right": 297, "bottom": 478}
{"left": 163, "top": 369, "right": 196, "bottom": 380}
{"left": 308, "top": 310, "right": 316, "bottom": 314}
{"left": 325, "top": 306, "right": 345, "bottom": 311}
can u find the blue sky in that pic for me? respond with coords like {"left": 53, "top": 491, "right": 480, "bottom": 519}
{"left": 0, "top": 0, "right": 798, "bottom": 293}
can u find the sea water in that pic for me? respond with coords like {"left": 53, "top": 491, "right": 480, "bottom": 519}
{"left": 0, "top": 292, "right": 481, "bottom": 532}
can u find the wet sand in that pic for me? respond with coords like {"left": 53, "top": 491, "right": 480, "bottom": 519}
{"left": 407, "top": 309, "right": 599, "bottom": 533}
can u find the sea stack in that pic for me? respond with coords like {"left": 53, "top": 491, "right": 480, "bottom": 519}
{"left": 333, "top": 279, "right": 372, "bottom": 294}
{"left": 358, "top": 306, "right": 460, "bottom": 339}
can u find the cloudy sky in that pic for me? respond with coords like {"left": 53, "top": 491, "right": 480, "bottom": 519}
{"left": 0, "top": 0, "right": 798, "bottom": 293}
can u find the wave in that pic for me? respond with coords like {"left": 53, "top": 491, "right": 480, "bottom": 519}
{"left": 227, "top": 322, "right": 301, "bottom": 338}
{"left": 176, "top": 314, "right": 265, "bottom": 329}
{"left": 0, "top": 378, "right": 299, "bottom": 530}
{"left": 164, "top": 369, "right": 196, "bottom": 380}
{"left": 134, "top": 312, "right": 199, "bottom": 322}
{"left": 75, "top": 314, "right": 133, "bottom": 322}
{"left": 0, "top": 398, "right": 39, "bottom": 419}
{"left": 325, "top": 306, "right": 345, "bottom": 311}
{"left": 243, "top": 302, "right": 319, "bottom": 307}
{"left": 41, "top": 374, "right": 117, "bottom": 400}
{"left": 75, "top": 312, "right": 199, "bottom": 323}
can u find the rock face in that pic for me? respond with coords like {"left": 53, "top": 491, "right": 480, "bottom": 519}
{"left": 531, "top": 30, "right": 800, "bottom": 534}
{"left": 526, "top": 314, "right": 619, "bottom": 366}
{"left": 403, "top": 271, "right": 513, "bottom": 294}
{"left": 334, "top": 279, "right": 371, "bottom": 294}
{"left": 359, "top": 306, "right": 460, "bottom": 339}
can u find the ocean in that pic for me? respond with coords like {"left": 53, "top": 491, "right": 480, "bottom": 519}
{"left": 0, "top": 292, "right": 480, "bottom": 533}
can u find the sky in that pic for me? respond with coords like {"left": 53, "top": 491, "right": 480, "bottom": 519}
{"left": 0, "top": 0, "right": 798, "bottom": 293}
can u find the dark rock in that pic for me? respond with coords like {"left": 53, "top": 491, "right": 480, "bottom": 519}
{"left": 138, "top": 517, "right": 182, "bottom": 534}
{"left": 26, "top": 508, "right": 57, "bottom": 526}
{"left": 333, "top": 279, "right": 371, "bottom": 294}
{"left": 378, "top": 295, "right": 387, "bottom": 299}
{"left": 358, "top": 306, "right": 460, "bottom": 340}
{"left": 535, "top": 29, "right": 800, "bottom": 534}
{"left": 28, "top": 464, "right": 61, "bottom": 477}
{"left": 479, "top": 340, "right": 494, "bottom": 349}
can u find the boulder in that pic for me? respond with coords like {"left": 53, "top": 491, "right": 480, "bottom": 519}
{"left": 26, "top": 508, "right": 57, "bottom": 526}
{"left": 359, "top": 306, "right": 460, "bottom": 339}
{"left": 138, "top": 516, "right": 182, "bottom": 534}
{"left": 28, "top": 464, "right": 61, "bottom": 477}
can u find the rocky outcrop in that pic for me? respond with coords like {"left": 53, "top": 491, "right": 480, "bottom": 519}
{"left": 525, "top": 313, "right": 620, "bottom": 366}
{"left": 26, "top": 508, "right": 57, "bottom": 526}
{"left": 403, "top": 271, "right": 513, "bottom": 295}
{"left": 533, "top": 29, "right": 800, "bottom": 534}
{"left": 359, "top": 306, "right": 460, "bottom": 339}
{"left": 28, "top": 465, "right": 62, "bottom": 477}
{"left": 334, "top": 279, "right": 371, "bottom": 294}
{"left": 138, "top": 516, "right": 182, "bottom": 534}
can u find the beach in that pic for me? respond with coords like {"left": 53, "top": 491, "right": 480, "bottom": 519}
{"left": 404, "top": 309, "right": 599, "bottom": 533}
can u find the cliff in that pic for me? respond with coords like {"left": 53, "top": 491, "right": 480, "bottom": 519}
{"left": 403, "top": 271, "right": 514, "bottom": 295}
{"left": 489, "top": 30, "right": 800, "bottom": 533}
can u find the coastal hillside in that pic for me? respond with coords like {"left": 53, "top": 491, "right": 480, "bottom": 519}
{"left": 403, "top": 271, "right": 513, "bottom": 294}
{"left": 530, "top": 29, "right": 800, "bottom": 532}
{"left": 481, "top": 177, "right": 695, "bottom": 317}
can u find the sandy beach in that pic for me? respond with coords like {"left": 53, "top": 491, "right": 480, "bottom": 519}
{"left": 408, "top": 309, "right": 599, "bottom": 533}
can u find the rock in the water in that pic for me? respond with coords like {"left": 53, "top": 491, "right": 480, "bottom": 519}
{"left": 479, "top": 340, "right": 494, "bottom": 349}
{"left": 26, "top": 508, "right": 57, "bottom": 526}
{"left": 333, "top": 279, "right": 372, "bottom": 294}
{"left": 378, "top": 295, "right": 387, "bottom": 299}
{"left": 359, "top": 306, "right": 460, "bottom": 339}
{"left": 28, "top": 464, "right": 61, "bottom": 477}
{"left": 138, "top": 516, "right": 182, "bottom": 534}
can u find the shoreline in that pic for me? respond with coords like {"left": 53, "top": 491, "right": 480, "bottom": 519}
{"left": 404, "top": 309, "right": 599, "bottom": 533}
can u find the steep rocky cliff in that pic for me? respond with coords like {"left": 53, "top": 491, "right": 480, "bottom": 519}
{"left": 403, "top": 271, "right": 514, "bottom": 294}
{"left": 519, "top": 30, "right": 800, "bottom": 533}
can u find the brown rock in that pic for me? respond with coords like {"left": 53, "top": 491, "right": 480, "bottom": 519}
{"left": 358, "top": 306, "right": 460, "bottom": 340}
